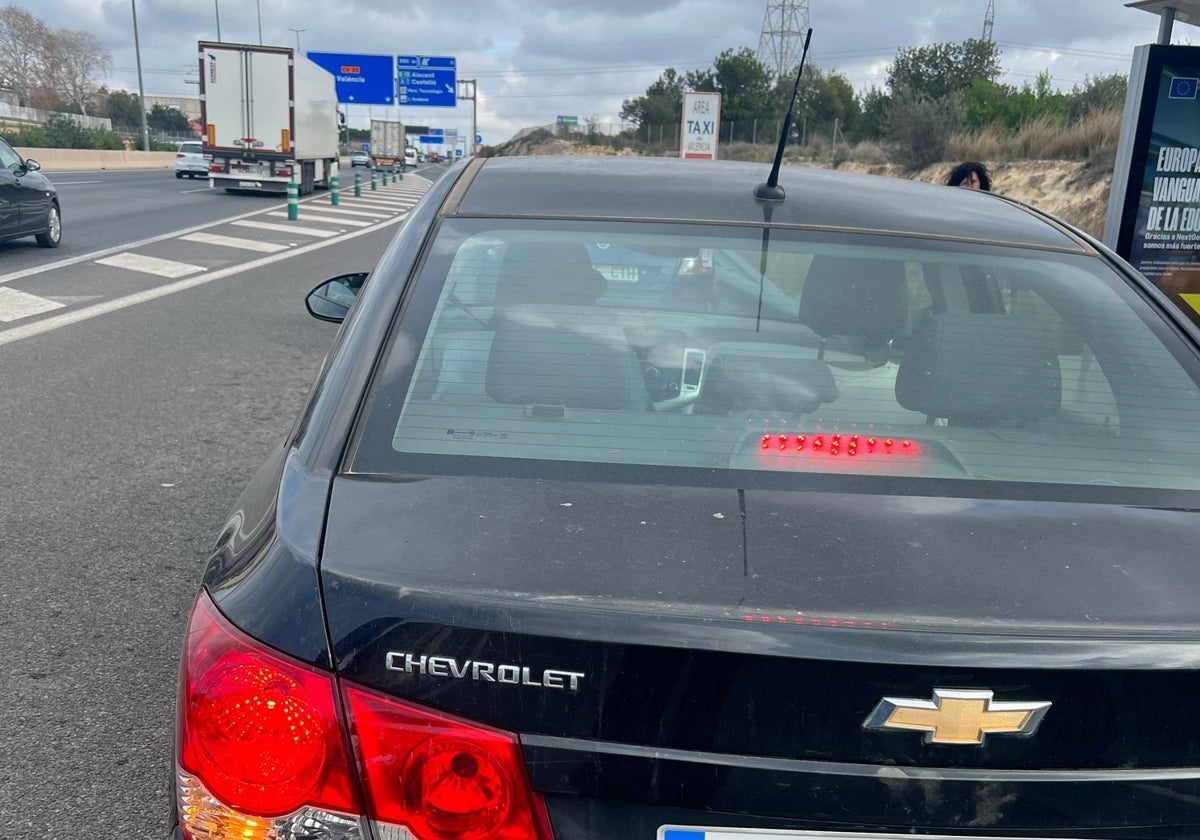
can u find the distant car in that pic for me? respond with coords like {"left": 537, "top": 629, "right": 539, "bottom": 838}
{"left": 0, "top": 134, "right": 60, "bottom": 248}
{"left": 428, "top": 151, "right": 441, "bottom": 163}
{"left": 171, "top": 155, "right": 1200, "bottom": 840}
{"left": 350, "top": 151, "right": 372, "bottom": 168}
{"left": 404, "top": 147, "right": 418, "bottom": 167}
{"left": 174, "top": 141, "right": 208, "bottom": 179}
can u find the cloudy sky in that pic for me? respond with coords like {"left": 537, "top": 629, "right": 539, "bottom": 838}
{"left": 20, "top": 0, "right": 1200, "bottom": 145}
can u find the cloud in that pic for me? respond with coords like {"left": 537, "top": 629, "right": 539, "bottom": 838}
{"left": 16, "top": 0, "right": 1200, "bottom": 144}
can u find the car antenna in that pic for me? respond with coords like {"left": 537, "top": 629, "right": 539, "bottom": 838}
{"left": 754, "top": 27, "right": 813, "bottom": 203}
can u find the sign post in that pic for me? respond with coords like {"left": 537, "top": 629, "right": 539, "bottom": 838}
{"left": 680, "top": 92, "right": 721, "bottom": 160}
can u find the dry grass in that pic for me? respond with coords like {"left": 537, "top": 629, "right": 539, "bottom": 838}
{"left": 945, "top": 108, "right": 1122, "bottom": 165}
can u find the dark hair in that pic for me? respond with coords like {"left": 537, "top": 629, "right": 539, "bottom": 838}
{"left": 946, "top": 161, "right": 991, "bottom": 191}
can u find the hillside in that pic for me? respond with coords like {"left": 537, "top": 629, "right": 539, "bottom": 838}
{"left": 488, "top": 135, "right": 1115, "bottom": 241}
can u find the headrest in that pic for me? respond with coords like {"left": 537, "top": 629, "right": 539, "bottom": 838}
{"left": 485, "top": 305, "right": 647, "bottom": 411}
{"left": 798, "top": 256, "right": 908, "bottom": 352}
{"left": 895, "top": 313, "right": 1061, "bottom": 424}
{"left": 695, "top": 343, "right": 837, "bottom": 416}
{"left": 494, "top": 242, "right": 607, "bottom": 313}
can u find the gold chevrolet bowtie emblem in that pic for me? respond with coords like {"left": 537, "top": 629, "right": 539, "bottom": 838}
{"left": 864, "top": 688, "right": 1050, "bottom": 746}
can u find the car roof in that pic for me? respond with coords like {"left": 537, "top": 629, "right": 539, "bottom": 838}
{"left": 450, "top": 155, "right": 1089, "bottom": 252}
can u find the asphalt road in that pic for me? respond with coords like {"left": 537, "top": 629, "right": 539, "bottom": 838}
{"left": 0, "top": 165, "right": 439, "bottom": 838}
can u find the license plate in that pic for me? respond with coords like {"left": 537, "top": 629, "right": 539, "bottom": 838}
{"left": 595, "top": 264, "right": 641, "bottom": 283}
{"left": 659, "top": 830, "right": 1113, "bottom": 840}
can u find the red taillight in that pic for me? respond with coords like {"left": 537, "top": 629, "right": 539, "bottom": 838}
{"left": 176, "top": 153, "right": 186, "bottom": 158}
{"left": 176, "top": 591, "right": 359, "bottom": 819}
{"left": 276, "top": 168, "right": 291, "bottom": 178}
{"left": 345, "top": 685, "right": 553, "bottom": 840}
{"left": 176, "top": 591, "right": 554, "bottom": 840}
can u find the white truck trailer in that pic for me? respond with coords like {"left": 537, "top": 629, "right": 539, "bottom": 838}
{"left": 198, "top": 41, "right": 341, "bottom": 195}
{"left": 369, "top": 118, "right": 406, "bottom": 168}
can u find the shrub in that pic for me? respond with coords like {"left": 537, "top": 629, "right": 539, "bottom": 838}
{"left": 884, "top": 90, "right": 965, "bottom": 170}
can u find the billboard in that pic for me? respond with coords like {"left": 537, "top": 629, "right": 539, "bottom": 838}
{"left": 1105, "top": 44, "right": 1200, "bottom": 324}
{"left": 679, "top": 92, "right": 721, "bottom": 160}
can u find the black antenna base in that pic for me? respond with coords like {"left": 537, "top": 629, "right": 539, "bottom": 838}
{"left": 754, "top": 182, "right": 786, "bottom": 202}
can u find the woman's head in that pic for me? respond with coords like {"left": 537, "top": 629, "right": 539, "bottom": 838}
{"left": 946, "top": 161, "right": 991, "bottom": 191}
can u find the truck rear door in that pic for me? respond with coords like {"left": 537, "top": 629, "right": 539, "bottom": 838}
{"left": 200, "top": 43, "right": 293, "bottom": 155}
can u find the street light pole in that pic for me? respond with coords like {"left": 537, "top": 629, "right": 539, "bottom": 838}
{"left": 131, "top": 0, "right": 150, "bottom": 151}
{"left": 288, "top": 28, "right": 306, "bottom": 53}
{"left": 213, "top": 0, "right": 221, "bottom": 40}
{"left": 256, "top": 0, "right": 263, "bottom": 44}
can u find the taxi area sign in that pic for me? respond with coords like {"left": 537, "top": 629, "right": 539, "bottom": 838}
{"left": 680, "top": 92, "right": 721, "bottom": 160}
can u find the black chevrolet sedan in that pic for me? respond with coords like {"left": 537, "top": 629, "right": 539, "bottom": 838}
{"left": 172, "top": 155, "right": 1200, "bottom": 840}
{"left": 0, "top": 135, "right": 61, "bottom": 248}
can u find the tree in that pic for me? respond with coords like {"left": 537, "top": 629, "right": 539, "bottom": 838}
{"left": 101, "top": 89, "right": 143, "bottom": 131}
{"left": 780, "top": 64, "right": 862, "bottom": 143}
{"left": 147, "top": 103, "right": 191, "bottom": 133}
{"left": 45, "top": 29, "right": 111, "bottom": 116}
{"left": 699, "top": 48, "right": 775, "bottom": 140}
{"left": 621, "top": 68, "right": 685, "bottom": 129}
{"left": 857, "top": 85, "right": 890, "bottom": 141}
{"left": 887, "top": 38, "right": 1001, "bottom": 101}
{"left": 0, "top": 4, "right": 49, "bottom": 107}
{"left": 1064, "top": 73, "right": 1128, "bottom": 123}
{"left": 884, "top": 88, "right": 965, "bottom": 169}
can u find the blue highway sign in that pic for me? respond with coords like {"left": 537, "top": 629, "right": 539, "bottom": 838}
{"left": 307, "top": 52, "right": 395, "bottom": 105}
{"left": 418, "top": 135, "right": 445, "bottom": 144}
{"left": 397, "top": 55, "right": 457, "bottom": 108}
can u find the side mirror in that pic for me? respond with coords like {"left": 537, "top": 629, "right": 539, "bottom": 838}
{"left": 306, "top": 272, "right": 369, "bottom": 323}
{"left": 23, "top": 158, "right": 41, "bottom": 171}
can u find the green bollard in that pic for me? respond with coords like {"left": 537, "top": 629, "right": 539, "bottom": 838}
{"left": 330, "top": 173, "right": 340, "bottom": 206}
{"left": 371, "top": 169, "right": 377, "bottom": 191}
{"left": 391, "top": 165, "right": 397, "bottom": 184}
{"left": 287, "top": 180, "right": 298, "bottom": 220}
{"left": 354, "top": 170, "right": 361, "bottom": 197}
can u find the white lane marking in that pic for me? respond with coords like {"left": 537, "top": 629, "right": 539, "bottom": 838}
{"left": 0, "top": 287, "right": 66, "bottom": 321}
{"left": 304, "top": 206, "right": 392, "bottom": 219}
{"left": 52, "top": 180, "right": 104, "bottom": 186}
{"left": 231, "top": 219, "right": 337, "bottom": 238}
{"left": 0, "top": 211, "right": 409, "bottom": 347}
{"left": 346, "top": 197, "right": 418, "bottom": 209}
{"left": 95, "top": 252, "right": 206, "bottom": 278}
{"left": 266, "top": 210, "right": 369, "bottom": 227}
{"left": 179, "top": 232, "right": 291, "bottom": 253}
{"left": 180, "top": 186, "right": 216, "bottom": 193}
{"left": 0, "top": 189, "right": 376, "bottom": 287}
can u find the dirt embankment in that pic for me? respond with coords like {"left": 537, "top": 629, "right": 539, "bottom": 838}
{"left": 839, "top": 159, "right": 1113, "bottom": 240}
{"left": 495, "top": 137, "right": 1114, "bottom": 240}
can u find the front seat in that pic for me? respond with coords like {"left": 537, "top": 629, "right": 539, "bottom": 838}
{"left": 798, "top": 255, "right": 908, "bottom": 366}
{"left": 895, "top": 312, "right": 1062, "bottom": 426}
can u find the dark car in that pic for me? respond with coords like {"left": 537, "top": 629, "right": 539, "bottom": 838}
{"left": 172, "top": 155, "right": 1200, "bottom": 840}
{"left": 0, "top": 135, "right": 61, "bottom": 248}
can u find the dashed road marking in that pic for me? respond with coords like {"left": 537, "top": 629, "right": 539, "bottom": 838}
{"left": 231, "top": 219, "right": 338, "bottom": 238}
{"left": 307, "top": 206, "right": 392, "bottom": 219}
{"left": 95, "top": 252, "right": 206, "bottom": 278}
{"left": 266, "top": 210, "right": 370, "bottom": 227}
{"left": 179, "top": 232, "right": 291, "bottom": 253}
{"left": 0, "top": 287, "right": 66, "bottom": 322}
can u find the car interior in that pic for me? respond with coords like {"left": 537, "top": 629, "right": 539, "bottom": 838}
{"left": 355, "top": 224, "right": 1200, "bottom": 491}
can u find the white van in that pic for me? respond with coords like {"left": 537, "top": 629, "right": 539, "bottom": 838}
{"left": 404, "top": 147, "right": 418, "bottom": 167}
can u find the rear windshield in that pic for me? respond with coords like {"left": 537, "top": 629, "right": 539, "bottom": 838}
{"left": 179, "top": 143, "right": 203, "bottom": 154}
{"left": 350, "top": 219, "right": 1200, "bottom": 495}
